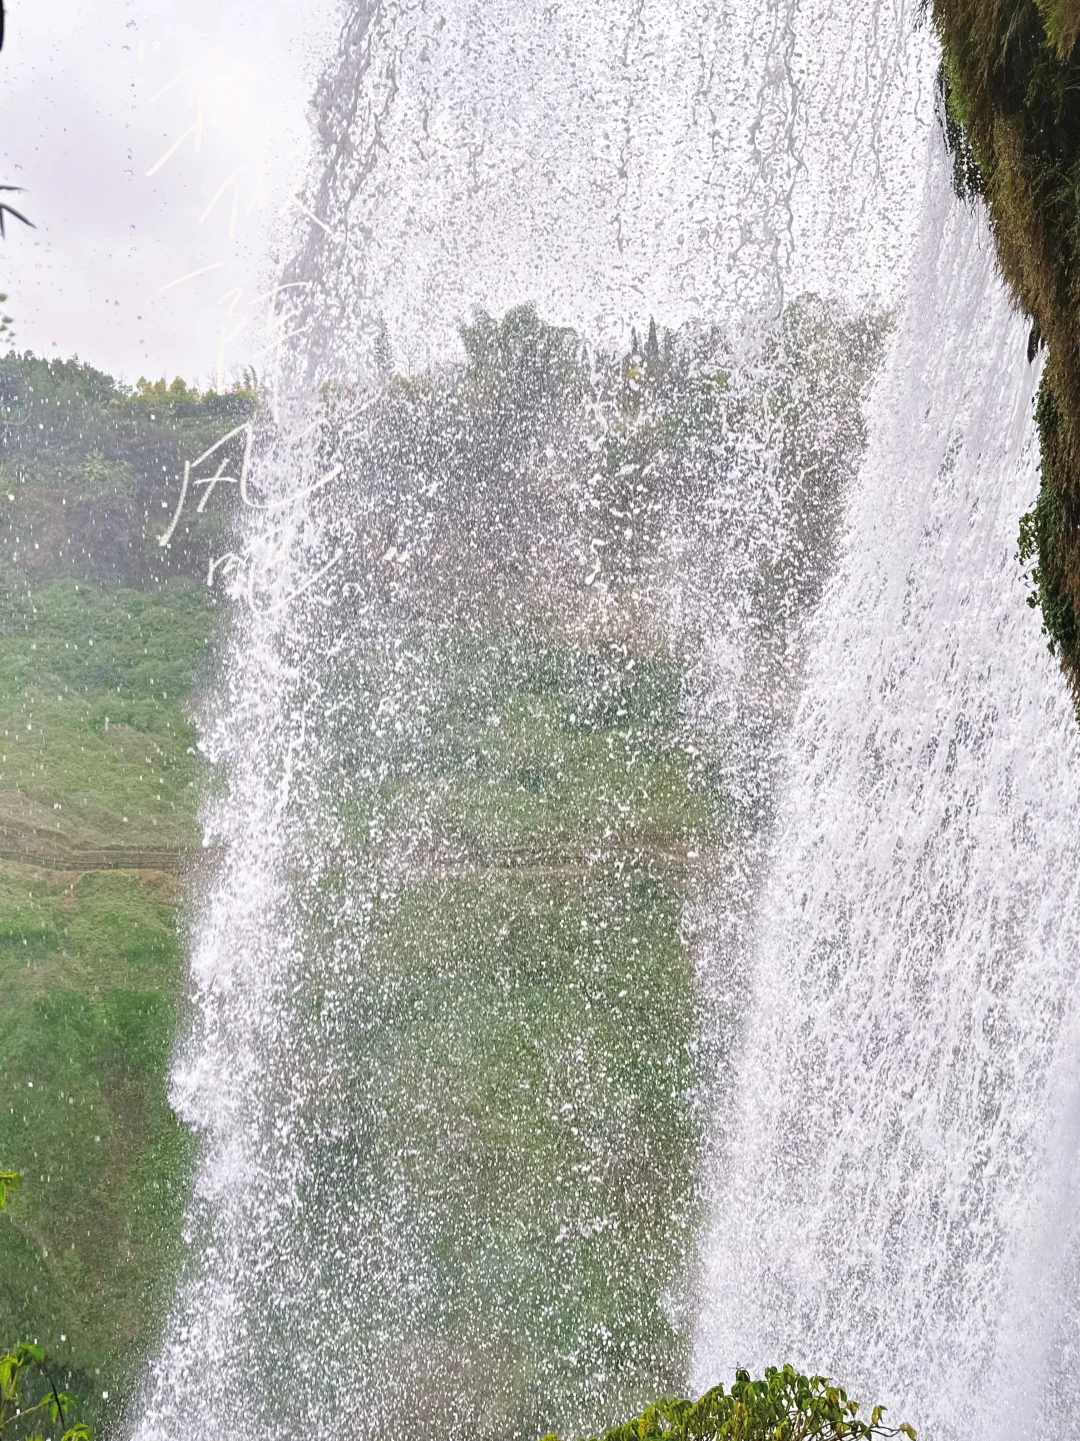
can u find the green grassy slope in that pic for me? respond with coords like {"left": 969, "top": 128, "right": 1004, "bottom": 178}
{"left": 0, "top": 575, "right": 217, "bottom": 1432}
{"left": 0, "top": 356, "right": 235, "bottom": 1432}
{"left": 0, "top": 579, "right": 210, "bottom": 860}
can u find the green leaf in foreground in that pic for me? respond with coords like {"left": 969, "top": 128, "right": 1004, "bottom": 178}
{"left": 0, "top": 1170, "right": 18, "bottom": 1208}
{"left": 0, "top": 1333, "right": 92, "bottom": 1441}
{"left": 540, "top": 1367, "right": 915, "bottom": 1441}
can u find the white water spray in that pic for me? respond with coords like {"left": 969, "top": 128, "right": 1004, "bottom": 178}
{"left": 129, "top": 1, "right": 1080, "bottom": 1438}
{"left": 693, "top": 147, "right": 1080, "bottom": 1441}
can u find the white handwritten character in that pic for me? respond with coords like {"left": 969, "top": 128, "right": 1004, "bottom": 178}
{"left": 158, "top": 422, "right": 254, "bottom": 547}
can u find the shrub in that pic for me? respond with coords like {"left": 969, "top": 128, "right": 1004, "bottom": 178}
{"left": 540, "top": 1367, "right": 915, "bottom": 1441}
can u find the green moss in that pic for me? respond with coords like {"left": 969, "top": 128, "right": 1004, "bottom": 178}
{"left": 1019, "top": 379, "right": 1080, "bottom": 651}
{"left": 937, "top": 55, "right": 988, "bottom": 201}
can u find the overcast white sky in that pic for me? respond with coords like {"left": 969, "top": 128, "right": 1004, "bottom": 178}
{"left": 0, "top": 0, "right": 341, "bottom": 387}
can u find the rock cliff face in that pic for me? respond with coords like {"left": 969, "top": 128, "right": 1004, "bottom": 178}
{"left": 931, "top": 0, "right": 1080, "bottom": 696}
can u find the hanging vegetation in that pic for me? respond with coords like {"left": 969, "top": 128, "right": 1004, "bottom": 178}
{"left": 930, "top": 0, "right": 1080, "bottom": 697}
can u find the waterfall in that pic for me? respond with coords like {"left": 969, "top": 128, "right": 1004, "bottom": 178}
{"left": 693, "top": 148, "right": 1080, "bottom": 1441}
{"left": 129, "top": 1, "right": 1080, "bottom": 1438}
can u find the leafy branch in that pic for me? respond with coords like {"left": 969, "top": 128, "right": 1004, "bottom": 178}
{"left": 541, "top": 1367, "right": 916, "bottom": 1441}
{"left": 0, "top": 1175, "right": 91, "bottom": 1441}
{"left": 0, "top": 1342, "right": 89, "bottom": 1441}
